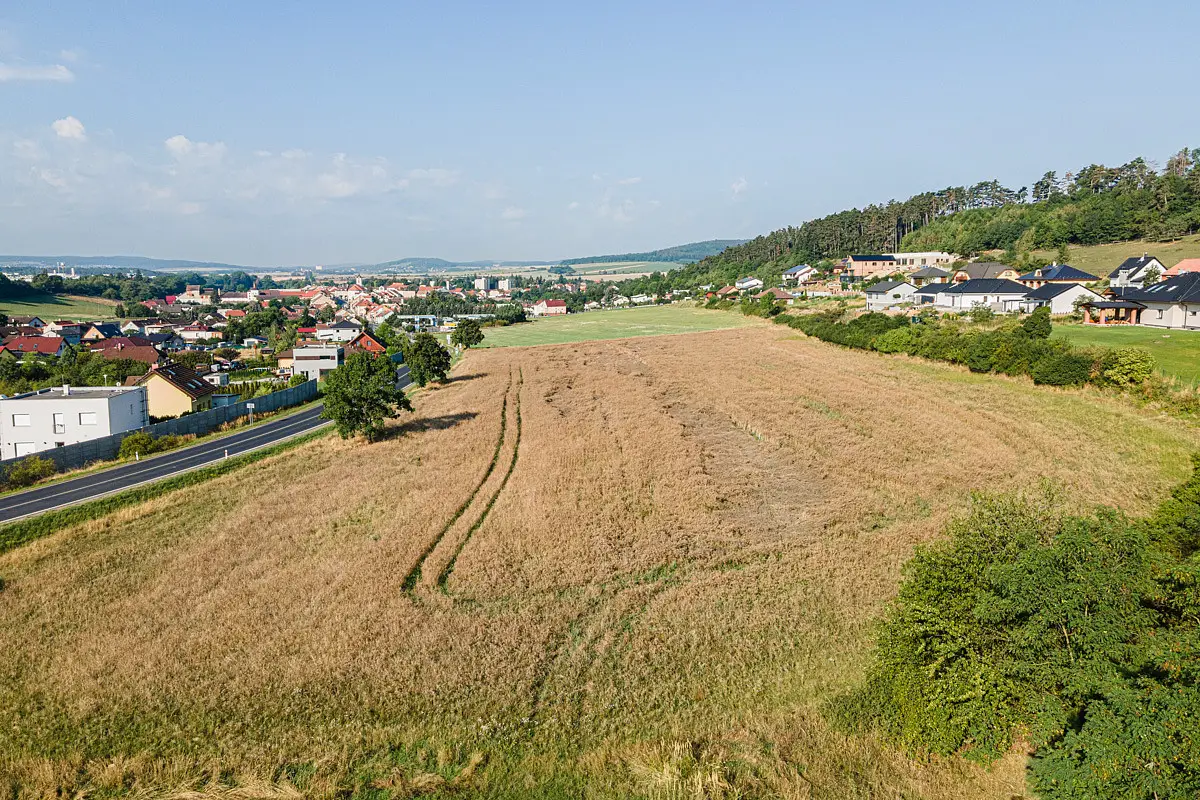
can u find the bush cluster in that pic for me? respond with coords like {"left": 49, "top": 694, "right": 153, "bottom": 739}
{"left": 835, "top": 459, "right": 1200, "bottom": 799}
{"left": 781, "top": 309, "right": 1155, "bottom": 390}
{"left": 117, "top": 432, "right": 186, "bottom": 459}
{"left": 2, "top": 454, "right": 57, "bottom": 488}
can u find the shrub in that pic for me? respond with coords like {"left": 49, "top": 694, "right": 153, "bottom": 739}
{"left": 873, "top": 326, "right": 914, "bottom": 354}
{"left": 1099, "top": 347, "right": 1156, "bottom": 387}
{"left": 118, "top": 431, "right": 155, "bottom": 459}
{"left": 1021, "top": 306, "right": 1053, "bottom": 339}
{"left": 968, "top": 305, "right": 995, "bottom": 323}
{"left": 4, "top": 454, "right": 56, "bottom": 488}
{"left": 1031, "top": 351, "right": 1092, "bottom": 386}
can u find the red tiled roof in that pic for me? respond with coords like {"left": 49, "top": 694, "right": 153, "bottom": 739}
{"left": 540, "top": 299, "right": 567, "bottom": 307}
{"left": 3, "top": 336, "right": 66, "bottom": 355}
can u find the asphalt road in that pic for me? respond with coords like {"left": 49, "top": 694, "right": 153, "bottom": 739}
{"left": 0, "top": 366, "right": 411, "bottom": 525}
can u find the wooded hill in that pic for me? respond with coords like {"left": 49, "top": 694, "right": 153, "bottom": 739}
{"left": 560, "top": 239, "right": 747, "bottom": 265}
{"left": 683, "top": 147, "right": 1200, "bottom": 284}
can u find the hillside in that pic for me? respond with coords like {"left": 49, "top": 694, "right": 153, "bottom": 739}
{"left": 561, "top": 239, "right": 747, "bottom": 265}
{"left": 669, "top": 147, "right": 1200, "bottom": 288}
{"left": 3, "top": 325, "right": 1198, "bottom": 798}
{"left": 0, "top": 254, "right": 255, "bottom": 273}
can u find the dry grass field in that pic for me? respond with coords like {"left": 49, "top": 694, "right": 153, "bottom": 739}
{"left": 2, "top": 325, "right": 1199, "bottom": 799}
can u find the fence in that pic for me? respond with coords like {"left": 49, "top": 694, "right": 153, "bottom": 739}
{"left": 3, "top": 379, "right": 318, "bottom": 474}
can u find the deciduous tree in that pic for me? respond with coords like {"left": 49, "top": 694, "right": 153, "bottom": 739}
{"left": 321, "top": 351, "right": 412, "bottom": 441}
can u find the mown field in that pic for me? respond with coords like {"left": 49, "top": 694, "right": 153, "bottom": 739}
{"left": 0, "top": 293, "right": 120, "bottom": 321}
{"left": 481, "top": 304, "right": 760, "bottom": 348}
{"left": 2, "top": 326, "right": 1199, "bottom": 798}
{"left": 1054, "top": 322, "right": 1200, "bottom": 385}
{"left": 1026, "top": 233, "right": 1200, "bottom": 277}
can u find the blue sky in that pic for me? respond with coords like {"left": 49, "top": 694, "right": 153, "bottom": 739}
{"left": 2, "top": 1, "right": 1198, "bottom": 267}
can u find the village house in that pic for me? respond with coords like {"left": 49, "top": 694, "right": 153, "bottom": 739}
{"left": 0, "top": 385, "right": 149, "bottom": 460}
{"left": 782, "top": 264, "right": 817, "bottom": 285}
{"left": 1017, "top": 263, "right": 1098, "bottom": 289}
{"left": 865, "top": 280, "right": 918, "bottom": 311}
{"left": 80, "top": 323, "right": 122, "bottom": 342}
{"left": 941, "top": 279, "right": 1029, "bottom": 311}
{"left": 532, "top": 299, "right": 568, "bottom": 316}
{"left": 1015, "top": 283, "right": 1103, "bottom": 315}
{"left": 950, "top": 262, "right": 1021, "bottom": 283}
{"left": 755, "top": 288, "right": 795, "bottom": 303}
{"left": 174, "top": 285, "right": 212, "bottom": 305}
{"left": 178, "top": 324, "right": 223, "bottom": 343}
{"left": 907, "top": 266, "right": 951, "bottom": 286}
{"left": 1108, "top": 254, "right": 1165, "bottom": 288}
{"left": 315, "top": 320, "right": 363, "bottom": 342}
{"left": 1163, "top": 258, "right": 1200, "bottom": 278}
{"left": 345, "top": 332, "right": 387, "bottom": 357}
{"left": 88, "top": 336, "right": 162, "bottom": 365}
{"left": 734, "top": 276, "right": 764, "bottom": 292}
{"left": 1102, "top": 272, "right": 1200, "bottom": 330}
{"left": 914, "top": 282, "right": 955, "bottom": 305}
{"left": 889, "top": 251, "right": 956, "bottom": 270}
{"left": 135, "top": 363, "right": 216, "bottom": 418}
{"left": 42, "top": 321, "right": 83, "bottom": 344}
{"left": 2, "top": 336, "right": 68, "bottom": 359}
{"left": 844, "top": 255, "right": 898, "bottom": 280}
{"left": 292, "top": 342, "right": 344, "bottom": 381}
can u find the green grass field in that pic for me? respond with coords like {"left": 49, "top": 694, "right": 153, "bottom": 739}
{"left": 480, "top": 304, "right": 760, "bottom": 348}
{"left": 1055, "top": 323, "right": 1200, "bottom": 385}
{"left": 0, "top": 293, "right": 119, "bottom": 321}
{"left": 1025, "top": 234, "right": 1200, "bottom": 278}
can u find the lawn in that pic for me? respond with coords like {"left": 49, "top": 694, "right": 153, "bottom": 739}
{"left": 3, "top": 326, "right": 1198, "bottom": 798}
{"left": 480, "top": 303, "right": 760, "bottom": 347}
{"left": 0, "top": 293, "right": 120, "bottom": 321}
{"left": 1054, "top": 323, "right": 1200, "bottom": 385}
{"left": 1026, "top": 233, "right": 1200, "bottom": 277}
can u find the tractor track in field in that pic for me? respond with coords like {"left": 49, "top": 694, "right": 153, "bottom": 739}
{"left": 437, "top": 369, "right": 523, "bottom": 593}
{"left": 400, "top": 372, "right": 512, "bottom": 595}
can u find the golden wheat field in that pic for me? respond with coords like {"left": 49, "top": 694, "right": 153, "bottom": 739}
{"left": 2, "top": 324, "right": 1199, "bottom": 799}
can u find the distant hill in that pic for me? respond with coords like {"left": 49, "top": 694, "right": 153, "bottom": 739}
{"left": 369, "top": 257, "right": 559, "bottom": 271}
{"left": 0, "top": 255, "right": 256, "bottom": 273}
{"left": 561, "top": 240, "right": 747, "bottom": 266}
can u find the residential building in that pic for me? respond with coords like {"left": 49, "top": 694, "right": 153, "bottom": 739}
{"left": 315, "top": 320, "right": 363, "bottom": 342}
{"left": 293, "top": 342, "right": 344, "bottom": 380}
{"left": 174, "top": 285, "right": 212, "bottom": 305}
{"left": 889, "top": 251, "right": 956, "bottom": 270}
{"left": 345, "top": 332, "right": 387, "bottom": 357}
{"left": 178, "top": 325, "right": 223, "bottom": 343}
{"left": 782, "top": 264, "right": 816, "bottom": 285}
{"left": 950, "top": 262, "right": 1021, "bottom": 283}
{"left": 135, "top": 363, "right": 217, "bottom": 418}
{"left": 1116, "top": 272, "right": 1200, "bottom": 330}
{"left": 1016, "top": 283, "right": 1103, "bottom": 315}
{"left": 630, "top": 294, "right": 654, "bottom": 305}
{"left": 865, "top": 280, "right": 917, "bottom": 311}
{"left": 914, "top": 282, "right": 956, "bottom": 305}
{"left": 88, "top": 336, "right": 162, "bottom": 365}
{"left": 498, "top": 278, "right": 515, "bottom": 291}
{"left": 1109, "top": 254, "right": 1165, "bottom": 288}
{"left": 1017, "top": 263, "right": 1098, "bottom": 289}
{"left": 42, "top": 321, "right": 83, "bottom": 344}
{"left": 907, "top": 266, "right": 951, "bottom": 286}
{"left": 533, "top": 299, "right": 568, "bottom": 316}
{"left": 81, "top": 323, "right": 122, "bottom": 341}
{"left": 941, "top": 279, "right": 1028, "bottom": 311}
{"left": 0, "top": 385, "right": 148, "bottom": 460}
{"left": 2, "top": 336, "right": 67, "bottom": 358}
{"left": 755, "top": 288, "right": 795, "bottom": 302}
{"left": 474, "top": 276, "right": 498, "bottom": 291}
{"left": 844, "top": 255, "right": 897, "bottom": 279}
{"left": 8, "top": 316, "right": 46, "bottom": 329}
{"left": 1163, "top": 258, "right": 1200, "bottom": 278}
{"left": 734, "top": 276, "right": 764, "bottom": 291}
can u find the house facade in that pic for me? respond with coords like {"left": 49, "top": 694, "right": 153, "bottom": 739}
{"left": 1109, "top": 254, "right": 1165, "bottom": 288}
{"left": 942, "top": 279, "right": 1029, "bottom": 311}
{"left": 136, "top": 363, "right": 217, "bottom": 418}
{"left": 1017, "top": 283, "right": 1103, "bottom": 315}
{"left": 1119, "top": 273, "right": 1200, "bottom": 330}
{"left": 0, "top": 385, "right": 148, "bottom": 460}
{"left": 293, "top": 343, "right": 344, "bottom": 381}
{"left": 951, "top": 262, "right": 1021, "bottom": 283}
{"left": 1017, "top": 263, "right": 1098, "bottom": 289}
{"left": 532, "top": 299, "right": 568, "bottom": 316}
{"left": 865, "top": 281, "right": 917, "bottom": 311}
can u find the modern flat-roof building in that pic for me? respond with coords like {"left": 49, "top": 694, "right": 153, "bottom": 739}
{"left": 0, "top": 385, "right": 148, "bottom": 460}
{"left": 293, "top": 342, "right": 344, "bottom": 381}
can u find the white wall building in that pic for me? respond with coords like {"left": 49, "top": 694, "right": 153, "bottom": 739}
{"left": 0, "top": 385, "right": 148, "bottom": 460}
{"left": 292, "top": 343, "right": 344, "bottom": 381}
{"left": 865, "top": 280, "right": 917, "bottom": 311}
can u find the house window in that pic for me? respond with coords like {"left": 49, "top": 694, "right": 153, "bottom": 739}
{"left": 53, "top": 412, "right": 65, "bottom": 434}
{"left": 1156, "top": 310, "right": 1164, "bottom": 319}
{"left": 79, "top": 411, "right": 98, "bottom": 426}
{"left": 11, "top": 414, "right": 30, "bottom": 427}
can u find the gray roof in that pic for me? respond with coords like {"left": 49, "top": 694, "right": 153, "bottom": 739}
{"left": 915, "top": 282, "right": 953, "bottom": 294}
{"left": 909, "top": 266, "right": 951, "bottom": 278}
{"left": 1121, "top": 272, "right": 1200, "bottom": 304}
{"left": 1024, "top": 282, "right": 1090, "bottom": 301}
{"left": 850, "top": 254, "right": 895, "bottom": 261}
{"left": 1109, "top": 254, "right": 1162, "bottom": 279}
{"left": 1017, "top": 264, "right": 1098, "bottom": 282}
{"left": 943, "top": 279, "right": 1029, "bottom": 295}
{"left": 954, "top": 262, "right": 1013, "bottom": 280}
{"left": 867, "top": 280, "right": 914, "bottom": 293}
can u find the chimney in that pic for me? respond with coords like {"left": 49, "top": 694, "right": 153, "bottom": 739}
{"left": 62, "top": 384, "right": 70, "bottom": 396}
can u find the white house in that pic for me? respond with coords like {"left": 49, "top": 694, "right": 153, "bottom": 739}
{"left": 1108, "top": 254, "right": 1165, "bottom": 288}
{"left": 782, "top": 264, "right": 817, "bottom": 285}
{"left": 1121, "top": 272, "right": 1200, "bottom": 330}
{"left": 942, "top": 279, "right": 1028, "bottom": 311}
{"left": 532, "top": 299, "right": 568, "bottom": 316}
{"left": 914, "top": 282, "right": 956, "bottom": 306}
{"left": 315, "top": 321, "right": 363, "bottom": 342}
{"left": 734, "top": 276, "right": 764, "bottom": 291}
{"left": 292, "top": 343, "right": 344, "bottom": 381}
{"left": 0, "top": 385, "right": 148, "bottom": 460}
{"left": 630, "top": 294, "right": 654, "bottom": 305}
{"left": 865, "top": 280, "right": 917, "bottom": 311}
{"left": 1016, "top": 283, "right": 1103, "bottom": 315}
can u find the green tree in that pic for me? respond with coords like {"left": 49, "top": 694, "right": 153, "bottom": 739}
{"left": 450, "top": 319, "right": 484, "bottom": 349}
{"left": 1021, "top": 306, "right": 1053, "bottom": 339}
{"left": 403, "top": 333, "right": 452, "bottom": 387}
{"left": 321, "top": 351, "right": 412, "bottom": 441}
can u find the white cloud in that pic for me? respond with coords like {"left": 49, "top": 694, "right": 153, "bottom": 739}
{"left": 730, "top": 176, "right": 749, "bottom": 199}
{"left": 567, "top": 201, "right": 580, "bottom": 210}
{"left": 617, "top": 176, "right": 642, "bottom": 185}
{"left": 58, "top": 49, "right": 81, "bottom": 63}
{"left": 0, "top": 63, "right": 74, "bottom": 82}
{"left": 500, "top": 206, "right": 527, "bottom": 221}
{"left": 165, "top": 134, "right": 227, "bottom": 162}
{"left": 12, "top": 138, "right": 44, "bottom": 160}
{"left": 407, "top": 167, "right": 460, "bottom": 187}
{"left": 51, "top": 116, "right": 86, "bottom": 141}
